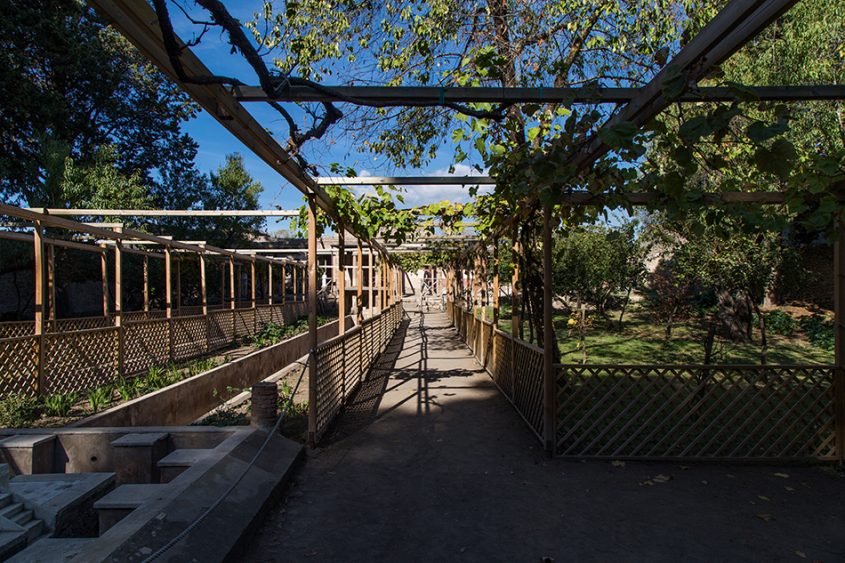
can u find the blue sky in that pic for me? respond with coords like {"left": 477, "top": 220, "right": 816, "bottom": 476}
{"left": 171, "top": 5, "right": 486, "bottom": 235}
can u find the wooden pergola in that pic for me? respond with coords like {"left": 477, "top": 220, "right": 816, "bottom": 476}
{"left": 20, "top": 0, "right": 836, "bottom": 459}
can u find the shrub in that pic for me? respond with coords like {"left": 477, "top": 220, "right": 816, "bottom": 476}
{"left": 191, "top": 405, "right": 247, "bottom": 427}
{"left": 799, "top": 315, "right": 834, "bottom": 351}
{"left": 43, "top": 392, "right": 78, "bottom": 417}
{"left": 0, "top": 395, "right": 41, "bottom": 427}
{"left": 763, "top": 310, "right": 797, "bottom": 337}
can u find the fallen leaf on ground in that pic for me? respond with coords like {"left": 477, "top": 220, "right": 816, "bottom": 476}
{"left": 611, "top": 460, "right": 625, "bottom": 468}
{"left": 756, "top": 513, "right": 774, "bottom": 522}
{"left": 758, "top": 495, "right": 770, "bottom": 501}
{"left": 774, "top": 472, "right": 790, "bottom": 479}
{"left": 785, "top": 486, "right": 795, "bottom": 492}
{"left": 701, "top": 480, "right": 709, "bottom": 485}
{"left": 639, "top": 479, "right": 654, "bottom": 486}
{"left": 653, "top": 474, "right": 672, "bottom": 483}
{"left": 794, "top": 551, "right": 806, "bottom": 559}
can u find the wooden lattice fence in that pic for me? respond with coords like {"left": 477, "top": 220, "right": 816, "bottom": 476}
{"left": 447, "top": 303, "right": 840, "bottom": 461}
{"left": 0, "top": 301, "right": 308, "bottom": 397}
{"left": 313, "top": 302, "right": 404, "bottom": 442}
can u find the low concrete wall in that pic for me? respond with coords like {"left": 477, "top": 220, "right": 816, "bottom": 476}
{"left": 75, "top": 317, "right": 354, "bottom": 428}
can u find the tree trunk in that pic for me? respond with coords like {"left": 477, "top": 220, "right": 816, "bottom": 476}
{"left": 752, "top": 298, "right": 768, "bottom": 365}
{"left": 618, "top": 286, "right": 632, "bottom": 331}
{"left": 717, "top": 290, "right": 753, "bottom": 342}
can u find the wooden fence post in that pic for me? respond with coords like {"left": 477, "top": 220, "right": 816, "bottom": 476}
{"left": 100, "top": 244, "right": 109, "bottom": 318}
{"left": 307, "top": 193, "right": 318, "bottom": 447}
{"left": 250, "top": 259, "right": 256, "bottom": 333}
{"left": 143, "top": 255, "right": 150, "bottom": 314}
{"left": 357, "top": 240, "right": 364, "bottom": 325}
{"left": 542, "top": 206, "right": 556, "bottom": 455}
{"left": 281, "top": 263, "right": 286, "bottom": 305}
{"left": 293, "top": 264, "right": 298, "bottom": 302}
{"left": 268, "top": 261, "right": 274, "bottom": 306}
{"left": 47, "top": 243, "right": 55, "bottom": 324}
{"left": 33, "top": 220, "right": 46, "bottom": 397}
{"left": 175, "top": 257, "right": 181, "bottom": 312}
{"left": 338, "top": 228, "right": 346, "bottom": 334}
{"left": 114, "top": 227, "right": 124, "bottom": 379}
{"left": 165, "top": 245, "right": 174, "bottom": 362}
{"left": 834, "top": 225, "right": 845, "bottom": 462}
{"left": 368, "top": 244, "right": 375, "bottom": 318}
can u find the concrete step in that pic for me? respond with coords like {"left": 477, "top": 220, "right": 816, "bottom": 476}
{"left": 0, "top": 503, "right": 24, "bottom": 519}
{"left": 21, "top": 519, "right": 43, "bottom": 543}
{"left": 0, "top": 493, "right": 11, "bottom": 509}
{"left": 11, "top": 510, "right": 31, "bottom": 526}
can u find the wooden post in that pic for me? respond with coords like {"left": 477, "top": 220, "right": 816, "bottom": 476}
{"left": 220, "top": 262, "right": 225, "bottom": 308}
{"left": 228, "top": 257, "right": 235, "bottom": 310}
{"left": 114, "top": 227, "right": 124, "bottom": 378}
{"left": 175, "top": 257, "right": 181, "bottom": 312}
{"left": 337, "top": 229, "right": 346, "bottom": 333}
{"left": 100, "top": 244, "right": 109, "bottom": 317}
{"left": 834, "top": 225, "right": 845, "bottom": 462}
{"left": 281, "top": 263, "right": 286, "bottom": 305}
{"left": 143, "top": 255, "right": 150, "bottom": 313}
{"left": 512, "top": 231, "right": 522, "bottom": 340}
{"left": 165, "top": 245, "right": 174, "bottom": 361}
{"left": 47, "top": 244, "right": 55, "bottom": 323}
{"left": 356, "top": 240, "right": 364, "bottom": 325}
{"left": 293, "top": 264, "right": 298, "bottom": 302}
{"left": 199, "top": 251, "right": 207, "bottom": 316}
{"left": 268, "top": 261, "right": 274, "bottom": 306}
{"left": 33, "top": 221, "right": 46, "bottom": 396}
{"left": 493, "top": 238, "right": 500, "bottom": 327}
{"left": 542, "top": 206, "right": 556, "bottom": 455}
{"left": 307, "top": 194, "right": 318, "bottom": 447}
{"left": 368, "top": 244, "right": 375, "bottom": 318}
{"left": 250, "top": 260, "right": 256, "bottom": 308}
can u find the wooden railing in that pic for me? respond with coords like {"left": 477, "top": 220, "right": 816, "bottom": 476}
{"left": 0, "top": 301, "right": 308, "bottom": 397}
{"left": 313, "top": 302, "right": 404, "bottom": 443}
{"left": 446, "top": 302, "right": 840, "bottom": 461}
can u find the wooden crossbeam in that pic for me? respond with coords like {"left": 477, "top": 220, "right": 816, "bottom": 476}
{"left": 315, "top": 176, "right": 494, "bottom": 186}
{"left": 33, "top": 208, "right": 300, "bottom": 217}
{"left": 235, "top": 84, "right": 845, "bottom": 105}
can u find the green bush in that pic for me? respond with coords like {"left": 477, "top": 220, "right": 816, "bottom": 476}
{"left": 43, "top": 392, "right": 78, "bottom": 417}
{"left": 764, "top": 310, "right": 797, "bottom": 336}
{"left": 0, "top": 395, "right": 42, "bottom": 427}
{"left": 799, "top": 315, "right": 834, "bottom": 351}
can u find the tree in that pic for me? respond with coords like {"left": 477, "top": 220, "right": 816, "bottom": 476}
{"left": 197, "top": 154, "right": 265, "bottom": 248}
{"left": 0, "top": 0, "right": 196, "bottom": 205}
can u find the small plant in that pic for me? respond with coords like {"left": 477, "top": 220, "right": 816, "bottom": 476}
{"left": 762, "top": 310, "right": 797, "bottom": 337}
{"left": 191, "top": 405, "right": 248, "bottom": 427}
{"left": 43, "top": 392, "right": 78, "bottom": 417}
{"left": 147, "top": 366, "right": 167, "bottom": 390}
{"left": 116, "top": 377, "right": 137, "bottom": 401}
{"left": 0, "top": 394, "right": 41, "bottom": 427}
{"left": 87, "top": 386, "right": 112, "bottom": 414}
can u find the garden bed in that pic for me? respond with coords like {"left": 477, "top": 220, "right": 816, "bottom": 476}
{"left": 0, "top": 315, "right": 333, "bottom": 429}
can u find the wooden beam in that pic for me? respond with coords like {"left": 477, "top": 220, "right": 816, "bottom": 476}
{"left": 493, "top": 238, "right": 500, "bottom": 328}
{"left": 315, "top": 176, "right": 494, "bottom": 186}
{"left": 47, "top": 244, "right": 56, "bottom": 322}
{"left": 307, "top": 193, "right": 318, "bottom": 447}
{"left": 143, "top": 255, "right": 150, "bottom": 313}
{"left": 368, "top": 244, "right": 375, "bottom": 317}
{"left": 337, "top": 229, "right": 346, "bottom": 333}
{"left": 114, "top": 227, "right": 124, "bottom": 378}
{"left": 35, "top": 208, "right": 299, "bottom": 217}
{"left": 228, "top": 257, "right": 235, "bottom": 310}
{"left": 0, "top": 230, "right": 105, "bottom": 254}
{"left": 234, "top": 84, "right": 845, "bottom": 104}
{"left": 33, "top": 221, "right": 45, "bottom": 396}
{"left": 356, "top": 240, "right": 364, "bottom": 324}
{"left": 100, "top": 244, "right": 109, "bottom": 317}
{"left": 268, "top": 261, "right": 274, "bottom": 306}
{"left": 200, "top": 251, "right": 207, "bottom": 316}
{"left": 542, "top": 206, "right": 556, "bottom": 455}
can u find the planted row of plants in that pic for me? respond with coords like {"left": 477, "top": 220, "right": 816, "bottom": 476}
{"left": 0, "top": 313, "right": 330, "bottom": 428}
{"left": 0, "top": 357, "right": 221, "bottom": 428}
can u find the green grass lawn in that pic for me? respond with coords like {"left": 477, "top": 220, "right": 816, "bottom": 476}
{"left": 485, "top": 305, "right": 833, "bottom": 365}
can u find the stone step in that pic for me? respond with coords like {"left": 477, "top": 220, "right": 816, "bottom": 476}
{"left": 21, "top": 519, "right": 43, "bottom": 543}
{"left": 0, "top": 503, "right": 24, "bottom": 519}
{"left": 11, "top": 510, "right": 31, "bottom": 526}
{"left": 0, "top": 493, "right": 11, "bottom": 509}
{"left": 157, "top": 449, "right": 215, "bottom": 483}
